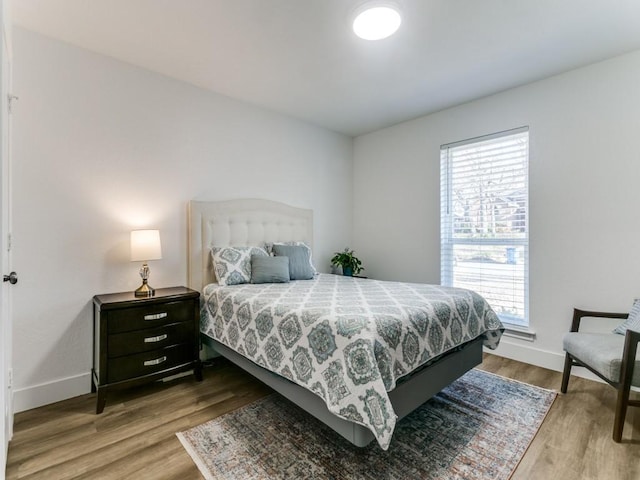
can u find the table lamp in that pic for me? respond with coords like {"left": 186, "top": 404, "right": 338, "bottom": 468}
{"left": 130, "top": 229, "right": 162, "bottom": 297}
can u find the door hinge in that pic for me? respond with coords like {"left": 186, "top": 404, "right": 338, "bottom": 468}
{"left": 7, "top": 94, "right": 18, "bottom": 114}
{"left": 7, "top": 232, "right": 11, "bottom": 252}
{"left": 7, "top": 368, "right": 12, "bottom": 389}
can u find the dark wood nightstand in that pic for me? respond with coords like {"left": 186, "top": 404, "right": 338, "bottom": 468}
{"left": 92, "top": 286, "right": 202, "bottom": 413}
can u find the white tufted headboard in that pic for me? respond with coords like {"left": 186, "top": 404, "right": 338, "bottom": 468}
{"left": 187, "top": 199, "right": 314, "bottom": 292}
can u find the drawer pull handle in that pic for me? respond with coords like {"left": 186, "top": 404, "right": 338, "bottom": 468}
{"left": 143, "top": 356, "right": 167, "bottom": 367}
{"left": 144, "top": 312, "right": 168, "bottom": 321}
{"left": 144, "top": 334, "right": 168, "bottom": 343}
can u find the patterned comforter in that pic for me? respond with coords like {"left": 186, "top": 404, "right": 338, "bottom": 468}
{"left": 200, "top": 274, "right": 503, "bottom": 450}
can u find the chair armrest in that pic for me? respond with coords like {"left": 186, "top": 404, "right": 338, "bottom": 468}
{"left": 571, "top": 308, "right": 629, "bottom": 332}
{"left": 624, "top": 328, "right": 640, "bottom": 347}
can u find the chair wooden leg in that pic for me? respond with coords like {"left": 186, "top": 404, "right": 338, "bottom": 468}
{"left": 561, "top": 353, "right": 573, "bottom": 394}
{"left": 613, "top": 328, "right": 640, "bottom": 442}
{"left": 613, "top": 384, "right": 630, "bottom": 442}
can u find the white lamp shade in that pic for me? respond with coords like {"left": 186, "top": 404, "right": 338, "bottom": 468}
{"left": 130, "top": 230, "right": 162, "bottom": 262}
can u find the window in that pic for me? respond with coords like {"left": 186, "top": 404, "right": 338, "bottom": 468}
{"left": 440, "top": 127, "right": 529, "bottom": 327}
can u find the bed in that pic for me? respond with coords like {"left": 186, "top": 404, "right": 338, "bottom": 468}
{"left": 188, "top": 199, "right": 504, "bottom": 450}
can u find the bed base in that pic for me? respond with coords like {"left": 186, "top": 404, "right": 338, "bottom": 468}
{"left": 202, "top": 335, "right": 483, "bottom": 447}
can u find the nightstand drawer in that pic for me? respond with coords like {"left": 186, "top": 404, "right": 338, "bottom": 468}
{"left": 108, "top": 321, "right": 194, "bottom": 357}
{"left": 107, "top": 344, "right": 193, "bottom": 383}
{"left": 107, "top": 301, "right": 192, "bottom": 334}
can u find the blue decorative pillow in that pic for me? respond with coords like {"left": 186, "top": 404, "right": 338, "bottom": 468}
{"left": 265, "top": 241, "right": 317, "bottom": 275}
{"left": 613, "top": 299, "right": 640, "bottom": 334}
{"left": 211, "top": 246, "right": 268, "bottom": 286}
{"left": 272, "top": 244, "right": 315, "bottom": 280}
{"left": 250, "top": 255, "right": 290, "bottom": 284}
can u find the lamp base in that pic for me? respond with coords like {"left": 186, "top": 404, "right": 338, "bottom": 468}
{"left": 134, "top": 282, "right": 155, "bottom": 297}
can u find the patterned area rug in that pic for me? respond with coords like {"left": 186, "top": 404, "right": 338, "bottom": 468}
{"left": 177, "top": 369, "right": 556, "bottom": 480}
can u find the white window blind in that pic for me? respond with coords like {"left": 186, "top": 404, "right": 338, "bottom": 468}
{"left": 441, "top": 127, "right": 529, "bottom": 327}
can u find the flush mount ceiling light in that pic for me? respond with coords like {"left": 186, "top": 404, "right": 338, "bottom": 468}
{"left": 352, "top": 2, "right": 402, "bottom": 41}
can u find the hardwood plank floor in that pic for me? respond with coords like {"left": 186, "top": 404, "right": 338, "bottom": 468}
{"left": 6, "top": 354, "right": 639, "bottom": 479}
{"left": 476, "top": 355, "right": 640, "bottom": 480}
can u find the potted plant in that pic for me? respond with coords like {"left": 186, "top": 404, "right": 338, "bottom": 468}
{"left": 331, "top": 247, "right": 364, "bottom": 276}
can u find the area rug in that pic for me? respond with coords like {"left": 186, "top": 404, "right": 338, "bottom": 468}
{"left": 177, "top": 369, "right": 556, "bottom": 480}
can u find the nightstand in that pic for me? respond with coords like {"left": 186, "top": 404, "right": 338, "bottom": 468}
{"left": 92, "top": 286, "right": 202, "bottom": 413}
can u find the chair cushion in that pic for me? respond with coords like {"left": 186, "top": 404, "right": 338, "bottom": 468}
{"left": 563, "top": 332, "right": 640, "bottom": 387}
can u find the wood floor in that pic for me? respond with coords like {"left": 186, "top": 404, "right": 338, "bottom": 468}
{"left": 5, "top": 354, "right": 639, "bottom": 480}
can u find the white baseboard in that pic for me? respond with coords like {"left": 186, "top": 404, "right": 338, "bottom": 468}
{"left": 11, "top": 339, "right": 621, "bottom": 413}
{"left": 200, "top": 343, "right": 219, "bottom": 361}
{"left": 13, "top": 372, "right": 91, "bottom": 413}
{"left": 490, "top": 338, "right": 565, "bottom": 371}
{"left": 12, "top": 344, "right": 219, "bottom": 413}
{"left": 488, "top": 338, "right": 605, "bottom": 384}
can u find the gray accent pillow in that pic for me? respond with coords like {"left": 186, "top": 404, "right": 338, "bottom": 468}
{"left": 264, "top": 241, "right": 317, "bottom": 275}
{"left": 250, "top": 255, "right": 290, "bottom": 284}
{"left": 272, "top": 244, "right": 315, "bottom": 280}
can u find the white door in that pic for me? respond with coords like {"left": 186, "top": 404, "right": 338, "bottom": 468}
{"left": 1, "top": 0, "right": 12, "bottom": 473}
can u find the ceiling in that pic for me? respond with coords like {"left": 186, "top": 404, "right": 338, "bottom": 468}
{"left": 11, "top": 0, "right": 640, "bottom": 137}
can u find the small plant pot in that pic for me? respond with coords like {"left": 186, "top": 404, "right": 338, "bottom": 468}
{"left": 342, "top": 267, "right": 353, "bottom": 276}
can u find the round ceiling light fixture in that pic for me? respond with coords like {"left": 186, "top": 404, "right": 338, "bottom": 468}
{"left": 352, "top": 2, "right": 402, "bottom": 41}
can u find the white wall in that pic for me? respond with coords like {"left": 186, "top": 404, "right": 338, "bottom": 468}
{"left": 353, "top": 50, "right": 640, "bottom": 372}
{"left": 11, "top": 28, "right": 353, "bottom": 411}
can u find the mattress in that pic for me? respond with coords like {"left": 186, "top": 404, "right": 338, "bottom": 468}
{"left": 200, "top": 273, "right": 503, "bottom": 449}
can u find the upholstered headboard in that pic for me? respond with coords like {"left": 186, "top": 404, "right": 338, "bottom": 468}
{"left": 187, "top": 199, "right": 314, "bottom": 292}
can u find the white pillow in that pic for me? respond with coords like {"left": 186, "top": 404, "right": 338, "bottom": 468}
{"left": 613, "top": 299, "right": 640, "bottom": 335}
{"left": 211, "top": 246, "right": 268, "bottom": 286}
{"left": 264, "top": 241, "right": 317, "bottom": 275}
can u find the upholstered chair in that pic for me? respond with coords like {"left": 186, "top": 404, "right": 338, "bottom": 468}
{"left": 561, "top": 308, "right": 640, "bottom": 442}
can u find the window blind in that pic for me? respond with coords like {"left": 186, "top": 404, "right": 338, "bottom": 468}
{"left": 441, "top": 127, "right": 529, "bottom": 326}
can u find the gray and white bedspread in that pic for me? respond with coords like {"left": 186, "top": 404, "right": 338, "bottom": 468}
{"left": 200, "top": 273, "right": 503, "bottom": 450}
